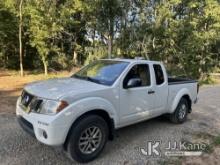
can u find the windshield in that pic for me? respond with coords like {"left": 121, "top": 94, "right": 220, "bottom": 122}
{"left": 72, "top": 60, "right": 129, "bottom": 86}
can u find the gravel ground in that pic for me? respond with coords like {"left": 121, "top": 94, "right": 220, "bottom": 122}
{"left": 0, "top": 85, "right": 220, "bottom": 165}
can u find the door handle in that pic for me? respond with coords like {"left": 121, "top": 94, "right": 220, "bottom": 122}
{"left": 148, "top": 90, "right": 155, "bottom": 94}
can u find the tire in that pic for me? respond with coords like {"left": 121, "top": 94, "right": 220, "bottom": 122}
{"left": 66, "top": 115, "right": 109, "bottom": 163}
{"left": 170, "top": 98, "right": 189, "bottom": 124}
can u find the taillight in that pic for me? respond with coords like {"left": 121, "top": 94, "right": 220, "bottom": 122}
{"left": 197, "top": 84, "right": 200, "bottom": 93}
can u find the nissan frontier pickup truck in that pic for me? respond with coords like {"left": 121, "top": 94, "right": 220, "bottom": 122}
{"left": 16, "top": 59, "right": 199, "bottom": 162}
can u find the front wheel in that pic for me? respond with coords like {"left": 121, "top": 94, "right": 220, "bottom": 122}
{"left": 66, "top": 115, "right": 109, "bottom": 163}
{"left": 170, "top": 98, "right": 189, "bottom": 124}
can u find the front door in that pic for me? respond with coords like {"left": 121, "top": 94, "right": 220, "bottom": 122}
{"left": 119, "top": 64, "right": 155, "bottom": 126}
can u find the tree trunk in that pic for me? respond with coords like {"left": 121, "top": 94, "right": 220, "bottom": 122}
{"left": 108, "top": 36, "right": 112, "bottom": 59}
{"left": 3, "top": 50, "right": 7, "bottom": 68}
{"left": 43, "top": 60, "right": 48, "bottom": 76}
{"left": 152, "top": 36, "right": 156, "bottom": 49}
{"left": 73, "top": 50, "right": 78, "bottom": 65}
{"left": 108, "top": 17, "right": 114, "bottom": 59}
{"left": 42, "top": 56, "right": 48, "bottom": 76}
{"left": 19, "top": 0, "right": 24, "bottom": 76}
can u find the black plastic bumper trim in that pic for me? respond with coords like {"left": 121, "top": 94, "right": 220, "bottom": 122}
{"left": 17, "top": 116, "right": 35, "bottom": 138}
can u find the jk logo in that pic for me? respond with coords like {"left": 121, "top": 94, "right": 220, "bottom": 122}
{"left": 140, "top": 141, "right": 161, "bottom": 157}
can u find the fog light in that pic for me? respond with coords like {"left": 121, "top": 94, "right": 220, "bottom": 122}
{"left": 43, "top": 131, "right": 47, "bottom": 139}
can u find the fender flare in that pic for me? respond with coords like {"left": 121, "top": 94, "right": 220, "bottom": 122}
{"left": 56, "top": 97, "right": 118, "bottom": 144}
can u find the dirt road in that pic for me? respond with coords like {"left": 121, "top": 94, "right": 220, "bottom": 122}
{"left": 0, "top": 73, "right": 220, "bottom": 164}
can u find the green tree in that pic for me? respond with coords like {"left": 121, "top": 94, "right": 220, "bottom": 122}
{"left": 0, "top": 0, "right": 19, "bottom": 68}
{"left": 0, "top": 0, "right": 219, "bottom": 80}
{"left": 59, "top": 0, "right": 89, "bottom": 66}
{"left": 93, "top": 0, "right": 122, "bottom": 58}
{"left": 27, "top": 0, "right": 62, "bottom": 75}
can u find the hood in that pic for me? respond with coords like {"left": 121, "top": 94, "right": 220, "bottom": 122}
{"left": 24, "top": 77, "right": 106, "bottom": 100}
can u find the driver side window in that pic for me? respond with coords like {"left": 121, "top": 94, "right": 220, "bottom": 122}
{"left": 123, "top": 64, "right": 151, "bottom": 88}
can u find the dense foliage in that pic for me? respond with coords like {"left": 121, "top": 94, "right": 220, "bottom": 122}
{"left": 0, "top": 0, "right": 219, "bottom": 79}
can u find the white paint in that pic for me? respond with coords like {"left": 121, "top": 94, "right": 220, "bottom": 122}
{"left": 16, "top": 59, "right": 198, "bottom": 146}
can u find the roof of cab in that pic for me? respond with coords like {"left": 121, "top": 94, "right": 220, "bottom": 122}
{"left": 101, "top": 58, "right": 161, "bottom": 64}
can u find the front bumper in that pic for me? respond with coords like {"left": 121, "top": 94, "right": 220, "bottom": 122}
{"left": 16, "top": 99, "right": 69, "bottom": 146}
{"left": 17, "top": 116, "right": 35, "bottom": 137}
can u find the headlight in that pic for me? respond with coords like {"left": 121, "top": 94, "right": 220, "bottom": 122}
{"left": 38, "top": 100, "right": 69, "bottom": 115}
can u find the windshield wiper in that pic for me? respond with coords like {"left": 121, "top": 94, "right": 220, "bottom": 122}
{"left": 73, "top": 75, "right": 101, "bottom": 84}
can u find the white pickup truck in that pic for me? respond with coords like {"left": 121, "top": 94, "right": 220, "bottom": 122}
{"left": 16, "top": 59, "right": 198, "bottom": 162}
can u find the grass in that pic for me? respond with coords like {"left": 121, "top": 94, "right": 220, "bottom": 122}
{"left": 0, "top": 69, "right": 78, "bottom": 113}
{"left": 213, "top": 136, "right": 220, "bottom": 145}
{"left": 158, "top": 158, "right": 182, "bottom": 165}
{"left": 203, "top": 135, "right": 220, "bottom": 153}
{"left": 199, "top": 73, "right": 220, "bottom": 86}
{"left": 203, "top": 144, "right": 214, "bottom": 153}
{"left": 214, "top": 77, "right": 220, "bottom": 84}
{"left": 193, "top": 132, "right": 220, "bottom": 154}
{"left": 0, "top": 69, "right": 75, "bottom": 81}
{"left": 199, "top": 77, "right": 215, "bottom": 85}
{"left": 160, "top": 134, "right": 220, "bottom": 164}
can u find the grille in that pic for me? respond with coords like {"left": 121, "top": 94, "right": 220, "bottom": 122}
{"left": 20, "top": 90, "right": 34, "bottom": 108}
{"left": 20, "top": 90, "right": 42, "bottom": 112}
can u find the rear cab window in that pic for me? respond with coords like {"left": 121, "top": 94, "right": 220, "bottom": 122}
{"left": 153, "top": 64, "right": 165, "bottom": 85}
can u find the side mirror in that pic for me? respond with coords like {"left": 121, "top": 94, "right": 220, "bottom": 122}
{"left": 124, "top": 78, "right": 142, "bottom": 89}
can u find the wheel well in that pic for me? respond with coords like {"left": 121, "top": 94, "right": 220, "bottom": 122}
{"left": 182, "top": 95, "right": 192, "bottom": 112}
{"left": 63, "top": 109, "right": 115, "bottom": 151}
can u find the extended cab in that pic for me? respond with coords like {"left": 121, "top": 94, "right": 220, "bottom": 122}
{"left": 16, "top": 59, "right": 198, "bottom": 162}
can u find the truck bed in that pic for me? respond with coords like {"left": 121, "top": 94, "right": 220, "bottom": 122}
{"left": 168, "top": 77, "right": 197, "bottom": 85}
{"left": 167, "top": 77, "right": 198, "bottom": 112}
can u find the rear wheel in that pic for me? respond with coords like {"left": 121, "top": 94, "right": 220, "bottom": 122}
{"left": 170, "top": 98, "right": 189, "bottom": 124}
{"left": 66, "top": 115, "right": 109, "bottom": 163}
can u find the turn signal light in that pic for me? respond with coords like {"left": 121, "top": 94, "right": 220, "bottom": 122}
{"left": 57, "top": 101, "right": 69, "bottom": 113}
